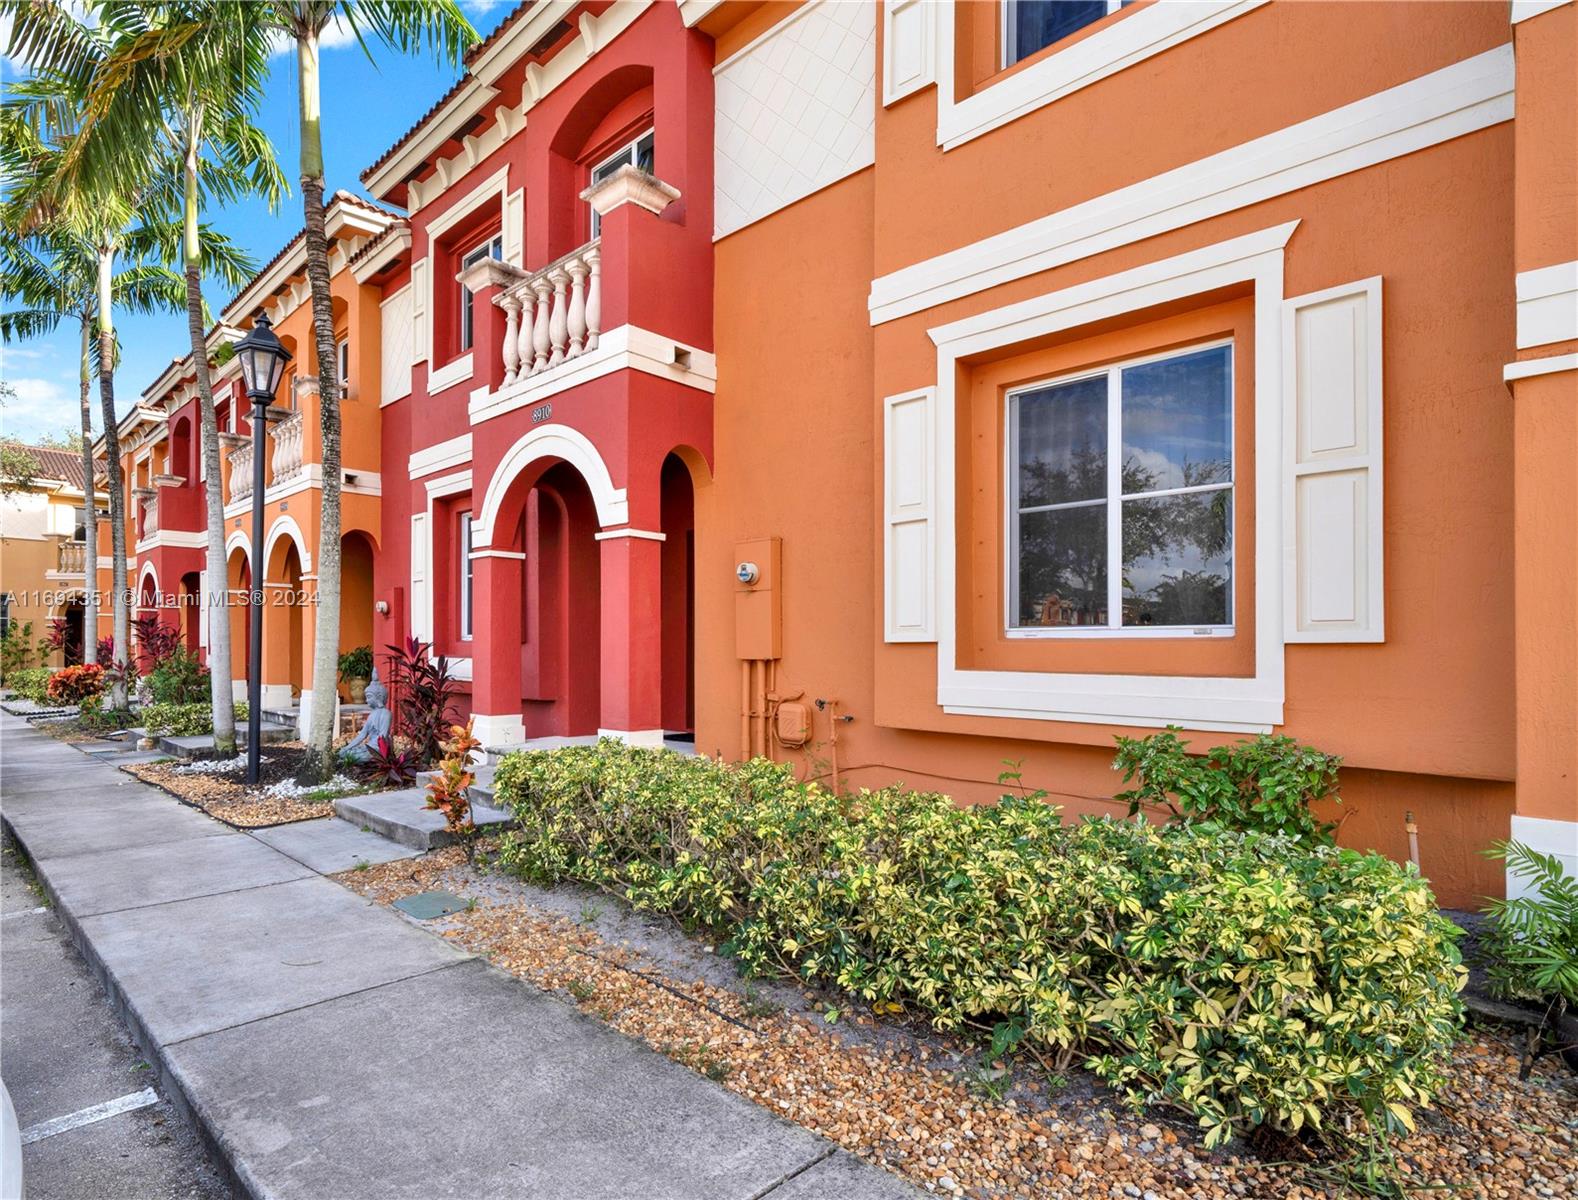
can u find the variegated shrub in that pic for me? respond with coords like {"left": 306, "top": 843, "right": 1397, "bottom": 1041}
{"left": 493, "top": 742, "right": 1463, "bottom": 1148}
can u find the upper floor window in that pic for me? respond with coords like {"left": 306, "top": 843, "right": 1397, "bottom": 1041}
{"left": 458, "top": 235, "right": 503, "bottom": 352}
{"left": 588, "top": 129, "right": 654, "bottom": 237}
{"left": 1003, "top": 0, "right": 1124, "bottom": 67}
{"left": 336, "top": 337, "right": 350, "bottom": 392}
{"left": 1009, "top": 342, "right": 1233, "bottom": 633}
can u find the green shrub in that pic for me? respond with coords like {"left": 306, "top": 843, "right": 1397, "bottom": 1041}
{"left": 1114, "top": 728, "right": 1343, "bottom": 845}
{"left": 493, "top": 743, "right": 1463, "bottom": 1148}
{"left": 146, "top": 647, "right": 209, "bottom": 705}
{"left": 142, "top": 701, "right": 249, "bottom": 737}
{"left": 1483, "top": 841, "right": 1578, "bottom": 1006}
{"left": 6, "top": 666, "right": 53, "bottom": 703}
{"left": 0, "top": 620, "right": 37, "bottom": 680}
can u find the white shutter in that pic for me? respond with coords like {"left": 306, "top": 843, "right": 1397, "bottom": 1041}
{"left": 884, "top": 387, "right": 936, "bottom": 642}
{"left": 1283, "top": 277, "right": 1384, "bottom": 642}
{"left": 883, "top": 0, "right": 936, "bottom": 105}
{"left": 503, "top": 189, "right": 525, "bottom": 268}
{"left": 410, "top": 260, "right": 430, "bottom": 365}
{"left": 410, "top": 513, "right": 430, "bottom": 642}
{"left": 380, "top": 285, "right": 413, "bottom": 403}
{"left": 198, "top": 569, "right": 209, "bottom": 649}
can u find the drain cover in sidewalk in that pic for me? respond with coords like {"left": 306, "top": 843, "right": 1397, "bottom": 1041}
{"left": 393, "top": 891, "right": 469, "bottom": 920}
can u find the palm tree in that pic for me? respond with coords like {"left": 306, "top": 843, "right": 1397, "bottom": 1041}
{"left": 2, "top": 4, "right": 254, "bottom": 709}
{"left": 265, "top": 0, "right": 475, "bottom": 779}
{"left": 63, "top": 1, "right": 287, "bottom": 752}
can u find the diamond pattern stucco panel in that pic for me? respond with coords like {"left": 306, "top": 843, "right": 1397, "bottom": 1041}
{"left": 714, "top": 0, "right": 876, "bottom": 239}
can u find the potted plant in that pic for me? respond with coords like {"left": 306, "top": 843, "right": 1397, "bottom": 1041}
{"left": 337, "top": 646, "right": 375, "bottom": 704}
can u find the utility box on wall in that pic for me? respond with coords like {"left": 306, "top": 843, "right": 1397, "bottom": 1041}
{"left": 734, "top": 536, "right": 782, "bottom": 660}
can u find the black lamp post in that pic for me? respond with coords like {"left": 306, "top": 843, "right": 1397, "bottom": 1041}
{"left": 234, "top": 312, "right": 291, "bottom": 784}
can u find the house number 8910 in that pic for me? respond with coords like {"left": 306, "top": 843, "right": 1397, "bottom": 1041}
{"left": 531, "top": 403, "right": 553, "bottom": 424}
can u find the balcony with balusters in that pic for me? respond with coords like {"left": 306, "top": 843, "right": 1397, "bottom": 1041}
{"left": 457, "top": 165, "right": 714, "bottom": 428}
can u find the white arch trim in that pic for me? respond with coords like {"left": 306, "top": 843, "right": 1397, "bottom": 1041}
{"left": 136, "top": 561, "right": 160, "bottom": 606}
{"left": 224, "top": 530, "right": 252, "bottom": 566}
{"left": 263, "top": 514, "right": 313, "bottom": 576}
{"left": 473, "top": 424, "right": 628, "bottom": 546}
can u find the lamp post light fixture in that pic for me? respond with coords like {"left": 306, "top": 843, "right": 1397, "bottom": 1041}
{"left": 234, "top": 311, "right": 292, "bottom": 784}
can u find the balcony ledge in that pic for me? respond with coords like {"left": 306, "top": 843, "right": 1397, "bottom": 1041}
{"left": 581, "top": 165, "right": 680, "bottom": 217}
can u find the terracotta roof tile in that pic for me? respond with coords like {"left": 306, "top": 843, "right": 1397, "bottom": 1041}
{"left": 2, "top": 443, "right": 88, "bottom": 491}
{"left": 360, "top": 1, "right": 537, "bottom": 186}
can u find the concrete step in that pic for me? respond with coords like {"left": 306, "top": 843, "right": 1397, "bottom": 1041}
{"left": 416, "top": 764, "right": 505, "bottom": 812}
{"left": 159, "top": 720, "right": 295, "bottom": 760}
{"left": 333, "top": 786, "right": 513, "bottom": 851}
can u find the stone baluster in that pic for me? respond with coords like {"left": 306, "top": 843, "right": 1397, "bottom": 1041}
{"left": 566, "top": 259, "right": 589, "bottom": 358}
{"left": 531, "top": 277, "right": 552, "bottom": 373}
{"left": 229, "top": 442, "right": 253, "bottom": 502}
{"left": 583, "top": 244, "right": 601, "bottom": 352}
{"left": 517, "top": 289, "right": 537, "bottom": 376}
{"left": 547, "top": 267, "right": 570, "bottom": 367}
{"left": 501, "top": 294, "right": 522, "bottom": 384}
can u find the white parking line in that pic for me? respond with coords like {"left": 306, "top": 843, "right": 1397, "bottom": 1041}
{"left": 19, "top": 1088, "right": 159, "bottom": 1144}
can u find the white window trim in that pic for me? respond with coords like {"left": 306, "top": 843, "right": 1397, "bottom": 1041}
{"left": 419, "top": 165, "right": 510, "bottom": 368}
{"left": 589, "top": 129, "right": 654, "bottom": 237}
{"left": 1001, "top": 0, "right": 1123, "bottom": 70}
{"left": 421, "top": 470, "right": 473, "bottom": 647}
{"left": 1515, "top": 260, "right": 1578, "bottom": 349}
{"left": 936, "top": 0, "right": 1267, "bottom": 150}
{"left": 458, "top": 234, "right": 504, "bottom": 353}
{"left": 1005, "top": 338, "right": 1236, "bottom": 639}
{"left": 459, "top": 510, "right": 474, "bottom": 642}
{"left": 876, "top": 44, "right": 1512, "bottom": 323}
{"left": 927, "top": 221, "right": 1297, "bottom": 733}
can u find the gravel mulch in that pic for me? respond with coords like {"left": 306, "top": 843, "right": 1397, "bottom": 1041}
{"left": 124, "top": 744, "right": 350, "bottom": 828}
{"left": 334, "top": 851, "right": 1577, "bottom": 1199}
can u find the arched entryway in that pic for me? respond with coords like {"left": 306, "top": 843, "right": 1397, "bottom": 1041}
{"left": 225, "top": 541, "right": 252, "bottom": 703}
{"left": 52, "top": 595, "right": 85, "bottom": 666}
{"left": 341, "top": 530, "right": 377, "bottom": 679}
{"left": 263, "top": 533, "right": 305, "bottom": 714}
{"left": 178, "top": 571, "right": 201, "bottom": 654}
{"left": 660, "top": 452, "right": 696, "bottom": 739}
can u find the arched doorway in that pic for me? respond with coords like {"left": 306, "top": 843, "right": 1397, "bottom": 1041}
{"left": 53, "top": 595, "right": 85, "bottom": 666}
{"left": 660, "top": 453, "right": 695, "bottom": 738}
{"left": 178, "top": 571, "right": 201, "bottom": 654}
{"left": 226, "top": 543, "right": 252, "bottom": 702}
{"left": 519, "top": 462, "right": 602, "bottom": 738}
{"left": 263, "top": 535, "right": 305, "bottom": 713}
{"left": 341, "top": 531, "right": 377, "bottom": 681}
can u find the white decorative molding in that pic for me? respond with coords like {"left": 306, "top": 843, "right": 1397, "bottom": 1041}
{"left": 934, "top": 0, "right": 1267, "bottom": 149}
{"left": 410, "top": 434, "right": 474, "bottom": 480}
{"left": 470, "top": 548, "right": 526, "bottom": 560}
{"left": 380, "top": 284, "right": 413, "bottom": 404}
{"left": 350, "top": 227, "right": 411, "bottom": 285}
{"left": 369, "top": 1, "right": 648, "bottom": 209}
{"left": 582, "top": 165, "right": 680, "bottom": 216}
{"left": 411, "top": 260, "right": 430, "bottom": 366}
{"left": 134, "top": 529, "right": 206, "bottom": 552}
{"left": 593, "top": 527, "right": 666, "bottom": 542}
{"left": 468, "top": 325, "right": 717, "bottom": 426}
{"left": 427, "top": 352, "right": 475, "bottom": 396}
{"left": 883, "top": 387, "right": 937, "bottom": 642}
{"left": 870, "top": 45, "right": 1514, "bottom": 325}
{"left": 927, "top": 222, "right": 1297, "bottom": 732}
{"left": 1282, "top": 278, "right": 1385, "bottom": 644}
{"left": 678, "top": 0, "right": 723, "bottom": 26}
{"left": 882, "top": 0, "right": 936, "bottom": 106}
{"left": 1515, "top": 260, "right": 1578, "bottom": 349}
{"left": 472, "top": 424, "right": 628, "bottom": 546}
{"left": 1504, "top": 352, "right": 1578, "bottom": 381}
{"left": 262, "top": 513, "right": 312, "bottom": 575}
{"left": 1508, "top": 815, "right": 1578, "bottom": 901}
{"left": 1510, "top": 0, "right": 1572, "bottom": 23}
{"left": 713, "top": 0, "right": 876, "bottom": 239}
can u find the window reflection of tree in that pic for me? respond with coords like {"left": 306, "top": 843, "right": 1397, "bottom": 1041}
{"left": 1018, "top": 451, "right": 1231, "bottom": 627}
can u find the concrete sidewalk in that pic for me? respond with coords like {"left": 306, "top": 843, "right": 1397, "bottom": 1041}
{"left": 0, "top": 714, "right": 917, "bottom": 1200}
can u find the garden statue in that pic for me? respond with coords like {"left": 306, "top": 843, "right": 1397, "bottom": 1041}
{"left": 342, "top": 669, "right": 391, "bottom": 762}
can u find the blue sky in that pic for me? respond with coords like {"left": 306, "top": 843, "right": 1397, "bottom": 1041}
{"left": 0, "top": 0, "right": 513, "bottom": 446}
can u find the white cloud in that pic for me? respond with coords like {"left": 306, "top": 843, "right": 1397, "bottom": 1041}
{"left": 0, "top": 375, "right": 95, "bottom": 444}
{"left": 268, "top": 15, "right": 362, "bottom": 58}
{"left": 464, "top": 0, "right": 510, "bottom": 13}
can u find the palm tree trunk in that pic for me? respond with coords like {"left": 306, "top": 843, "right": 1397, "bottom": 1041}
{"left": 182, "top": 121, "right": 236, "bottom": 755}
{"left": 96, "top": 242, "right": 129, "bottom": 709}
{"left": 298, "top": 27, "right": 341, "bottom": 781}
{"left": 77, "top": 316, "right": 98, "bottom": 667}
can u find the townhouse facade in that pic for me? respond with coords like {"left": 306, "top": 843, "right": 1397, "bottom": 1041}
{"left": 0, "top": 444, "right": 106, "bottom": 664}
{"left": 96, "top": 0, "right": 1576, "bottom": 907}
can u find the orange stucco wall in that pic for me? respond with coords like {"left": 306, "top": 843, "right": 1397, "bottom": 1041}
{"left": 700, "top": 1, "right": 1533, "bottom": 908}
